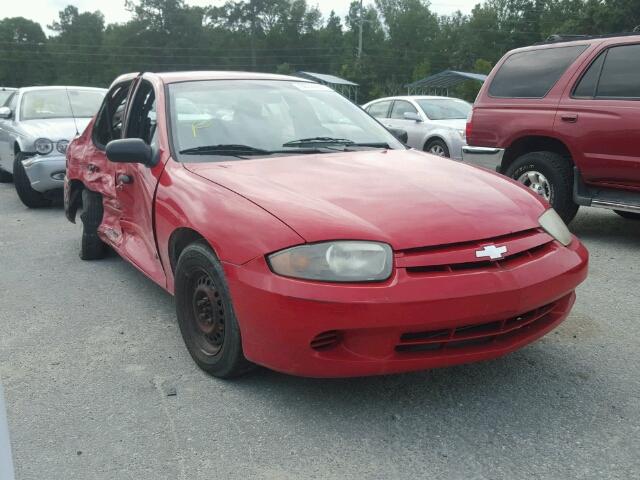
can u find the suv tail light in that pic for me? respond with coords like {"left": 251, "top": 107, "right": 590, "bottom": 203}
{"left": 465, "top": 109, "right": 474, "bottom": 142}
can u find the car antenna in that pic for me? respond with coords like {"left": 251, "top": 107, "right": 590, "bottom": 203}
{"left": 64, "top": 87, "right": 80, "bottom": 136}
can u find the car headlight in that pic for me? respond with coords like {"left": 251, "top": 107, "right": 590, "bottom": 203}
{"left": 56, "top": 140, "right": 69, "bottom": 154}
{"left": 457, "top": 129, "right": 466, "bottom": 140}
{"left": 539, "top": 209, "right": 572, "bottom": 246}
{"left": 34, "top": 138, "right": 53, "bottom": 155}
{"left": 268, "top": 241, "right": 393, "bottom": 282}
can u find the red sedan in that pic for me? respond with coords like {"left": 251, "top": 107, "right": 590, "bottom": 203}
{"left": 65, "top": 72, "right": 588, "bottom": 378}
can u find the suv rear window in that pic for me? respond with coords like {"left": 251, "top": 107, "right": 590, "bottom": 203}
{"left": 596, "top": 44, "right": 640, "bottom": 98}
{"left": 489, "top": 45, "right": 588, "bottom": 98}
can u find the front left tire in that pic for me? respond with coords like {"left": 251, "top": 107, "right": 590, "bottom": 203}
{"left": 175, "top": 241, "right": 253, "bottom": 378}
{"left": 13, "top": 152, "right": 52, "bottom": 208}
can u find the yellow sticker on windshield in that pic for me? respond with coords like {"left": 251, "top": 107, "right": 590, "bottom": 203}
{"left": 191, "top": 120, "right": 212, "bottom": 137}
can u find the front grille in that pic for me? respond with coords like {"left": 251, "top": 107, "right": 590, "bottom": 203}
{"left": 395, "top": 301, "right": 557, "bottom": 354}
{"left": 397, "top": 228, "right": 554, "bottom": 275}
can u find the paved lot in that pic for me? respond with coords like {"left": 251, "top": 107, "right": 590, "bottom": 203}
{"left": 0, "top": 182, "right": 639, "bottom": 480}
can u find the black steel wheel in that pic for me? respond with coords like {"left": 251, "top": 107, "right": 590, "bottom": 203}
{"left": 175, "top": 241, "right": 253, "bottom": 378}
{"left": 190, "top": 272, "right": 226, "bottom": 356}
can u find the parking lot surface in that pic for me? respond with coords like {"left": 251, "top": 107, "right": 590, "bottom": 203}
{"left": 0, "top": 182, "right": 638, "bottom": 480}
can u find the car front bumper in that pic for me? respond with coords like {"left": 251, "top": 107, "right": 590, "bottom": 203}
{"left": 22, "top": 154, "right": 66, "bottom": 193}
{"left": 462, "top": 146, "right": 505, "bottom": 171}
{"left": 224, "top": 239, "right": 588, "bottom": 378}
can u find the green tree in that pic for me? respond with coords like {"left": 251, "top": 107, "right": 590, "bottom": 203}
{"left": 48, "top": 6, "right": 106, "bottom": 85}
{"left": 0, "top": 17, "right": 50, "bottom": 86}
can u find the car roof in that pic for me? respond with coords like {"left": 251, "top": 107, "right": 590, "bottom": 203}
{"left": 111, "top": 71, "right": 315, "bottom": 86}
{"left": 507, "top": 33, "right": 640, "bottom": 54}
{"left": 18, "top": 86, "right": 107, "bottom": 93}
{"left": 366, "top": 95, "right": 464, "bottom": 104}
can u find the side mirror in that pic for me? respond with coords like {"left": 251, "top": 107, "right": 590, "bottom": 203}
{"left": 0, "top": 107, "right": 12, "bottom": 119}
{"left": 403, "top": 112, "right": 422, "bottom": 122}
{"left": 388, "top": 128, "right": 408, "bottom": 144}
{"left": 106, "top": 138, "right": 156, "bottom": 167}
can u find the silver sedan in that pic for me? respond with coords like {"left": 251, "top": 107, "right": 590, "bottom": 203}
{"left": 363, "top": 96, "right": 471, "bottom": 159}
{"left": 0, "top": 86, "right": 106, "bottom": 208}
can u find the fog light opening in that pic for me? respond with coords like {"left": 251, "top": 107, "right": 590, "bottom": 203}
{"left": 310, "top": 330, "right": 341, "bottom": 351}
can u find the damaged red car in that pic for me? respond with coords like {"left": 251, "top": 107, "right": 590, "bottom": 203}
{"left": 65, "top": 72, "right": 588, "bottom": 378}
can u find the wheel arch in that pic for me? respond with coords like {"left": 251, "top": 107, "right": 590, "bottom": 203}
{"left": 168, "top": 227, "right": 218, "bottom": 274}
{"left": 501, "top": 135, "right": 574, "bottom": 174}
{"left": 423, "top": 135, "right": 448, "bottom": 151}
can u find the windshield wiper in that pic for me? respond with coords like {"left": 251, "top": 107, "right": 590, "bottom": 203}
{"left": 179, "top": 144, "right": 272, "bottom": 156}
{"left": 282, "top": 137, "right": 355, "bottom": 147}
{"left": 349, "top": 142, "right": 391, "bottom": 149}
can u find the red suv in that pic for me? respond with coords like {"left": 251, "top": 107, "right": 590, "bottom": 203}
{"left": 463, "top": 34, "right": 640, "bottom": 223}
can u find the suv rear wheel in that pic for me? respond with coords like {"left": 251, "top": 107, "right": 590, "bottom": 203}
{"left": 505, "top": 151, "right": 579, "bottom": 224}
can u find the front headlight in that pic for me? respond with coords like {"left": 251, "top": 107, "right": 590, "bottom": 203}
{"left": 56, "top": 140, "right": 69, "bottom": 154}
{"left": 457, "top": 129, "right": 466, "bottom": 140}
{"left": 268, "top": 241, "right": 393, "bottom": 282}
{"left": 539, "top": 209, "right": 572, "bottom": 246}
{"left": 34, "top": 138, "right": 53, "bottom": 155}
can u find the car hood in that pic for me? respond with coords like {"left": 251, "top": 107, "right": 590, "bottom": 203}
{"left": 185, "top": 149, "right": 547, "bottom": 250}
{"left": 17, "top": 118, "right": 91, "bottom": 141}
{"left": 429, "top": 118, "right": 466, "bottom": 130}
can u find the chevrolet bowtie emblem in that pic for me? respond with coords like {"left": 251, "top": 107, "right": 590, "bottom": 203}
{"left": 476, "top": 245, "right": 508, "bottom": 260}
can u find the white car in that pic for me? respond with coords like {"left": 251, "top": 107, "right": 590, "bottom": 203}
{"left": 0, "top": 86, "right": 106, "bottom": 207}
{"left": 363, "top": 96, "right": 471, "bottom": 159}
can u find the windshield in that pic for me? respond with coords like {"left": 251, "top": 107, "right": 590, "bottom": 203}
{"left": 20, "top": 89, "right": 105, "bottom": 121}
{"left": 416, "top": 98, "right": 471, "bottom": 120}
{"left": 168, "top": 80, "right": 403, "bottom": 161}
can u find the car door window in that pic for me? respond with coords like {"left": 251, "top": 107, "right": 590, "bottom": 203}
{"left": 93, "top": 81, "right": 133, "bottom": 148}
{"left": 390, "top": 100, "right": 418, "bottom": 120}
{"left": 573, "top": 53, "right": 606, "bottom": 98}
{"left": 595, "top": 44, "right": 640, "bottom": 99}
{"left": 367, "top": 101, "right": 391, "bottom": 119}
{"left": 126, "top": 81, "right": 157, "bottom": 145}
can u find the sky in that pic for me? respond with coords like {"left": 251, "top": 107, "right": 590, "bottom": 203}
{"left": 2, "top": 0, "right": 480, "bottom": 32}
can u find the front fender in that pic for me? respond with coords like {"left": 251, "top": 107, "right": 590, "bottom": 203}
{"left": 154, "top": 164, "right": 305, "bottom": 294}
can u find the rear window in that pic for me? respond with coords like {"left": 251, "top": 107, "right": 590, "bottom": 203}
{"left": 367, "top": 101, "right": 391, "bottom": 119}
{"left": 596, "top": 44, "right": 640, "bottom": 98}
{"left": 489, "top": 45, "right": 588, "bottom": 98}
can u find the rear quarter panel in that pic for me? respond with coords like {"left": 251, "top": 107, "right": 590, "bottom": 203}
{"left": 66, "top": 118, "right": 116, "bottom": 197}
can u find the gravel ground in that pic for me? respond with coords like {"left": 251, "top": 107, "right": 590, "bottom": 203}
{"left": 0, "top": 182, "right": 638, "bottom": 480}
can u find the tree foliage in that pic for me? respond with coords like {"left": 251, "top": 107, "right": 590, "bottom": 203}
{"left": 0, "top": 0, "right": 637, "bottom": 102}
